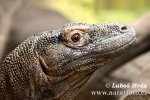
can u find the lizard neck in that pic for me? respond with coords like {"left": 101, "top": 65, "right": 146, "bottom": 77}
{"left": 50, "top": 71, "right": 91, "bottom": 100}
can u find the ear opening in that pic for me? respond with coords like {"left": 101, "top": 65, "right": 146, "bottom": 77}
{"left": 39, "top": 57, "right": 48, "bottom": 75}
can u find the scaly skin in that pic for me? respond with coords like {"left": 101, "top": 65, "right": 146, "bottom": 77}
{"left": 0, "top": 22, "right": 136, "bottom": 100}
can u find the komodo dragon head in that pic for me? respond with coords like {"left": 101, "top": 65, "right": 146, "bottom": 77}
{"left": 35, "top": 22, "right": 136, "bottom": 99}
{"left": 1, "top": 22, "right": 136, "bottom": 100}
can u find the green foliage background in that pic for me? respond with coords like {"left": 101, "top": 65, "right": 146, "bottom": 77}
{"left": 31, "top": 0, "right": 150, "bottom": 24}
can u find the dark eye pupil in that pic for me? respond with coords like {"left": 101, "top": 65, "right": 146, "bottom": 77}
{"left": 71, "top": 33, "right": 80, "bottom": 42}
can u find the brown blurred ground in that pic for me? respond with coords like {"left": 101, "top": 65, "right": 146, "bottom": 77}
{"left": 0, "top": 0, "right": 150, "bottom": 100}
{"left": 0, "top": 0, "right": 69, "bottom": 62}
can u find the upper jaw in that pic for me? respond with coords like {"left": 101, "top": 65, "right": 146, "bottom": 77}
{"left": 92, "top": 29, "right": 136, "bottom": 54}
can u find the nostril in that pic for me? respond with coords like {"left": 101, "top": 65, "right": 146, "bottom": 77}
{"left": 120, "top": 25, "right": 128, "bottom": 32}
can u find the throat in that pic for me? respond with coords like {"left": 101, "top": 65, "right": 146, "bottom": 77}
{"left": 52, "top": 72, "right": 91, "bottom": 100}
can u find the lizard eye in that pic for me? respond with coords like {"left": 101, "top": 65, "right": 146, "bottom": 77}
{"left": 68, "top": 30, "right": 84, "bottom": 46}
{"left": 61, "top": 30, "right": 89, "bottom": 48}
{"left": 71, "top": 33, "right": 81, "bottom": 43}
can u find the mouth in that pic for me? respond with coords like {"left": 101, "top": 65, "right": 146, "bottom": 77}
{"left": 61, "top": 35, "right": 136, "bottom": 72}
{"left": 74, "top": 37, "right": 136, "bottom": 72}
{"left": 97, "top": 33, "right": 136, "bottom": 54}
{"left": 105, "top": 36, "right": 136, "bottom": 53}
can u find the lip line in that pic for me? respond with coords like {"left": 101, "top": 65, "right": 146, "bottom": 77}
{"left": 103, "top": 37, "right": 136, "bottom": 53}
{"left": 92, "top": 36, "right": 136, "bottom": 56}
{"left": 98, "top": 35, "right": 135, "bottom": 54}
{"left": 98, "top": 34, "right": 136, "bottom": 53}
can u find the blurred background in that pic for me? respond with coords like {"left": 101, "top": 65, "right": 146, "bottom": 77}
{"left": 33, "top": 0, "right": 150, "bottom": 23}
{"left": 0, "top": 0, "right": 150, "bottom": 100}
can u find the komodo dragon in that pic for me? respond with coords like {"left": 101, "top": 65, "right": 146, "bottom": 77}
{"left": 0, "top": 22, "right": 136, "bottom": 100}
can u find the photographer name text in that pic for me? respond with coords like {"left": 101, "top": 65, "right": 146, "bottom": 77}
{"left": 111, "top": 83, "right": 147, "bottom": 89}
